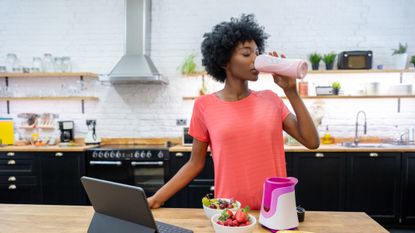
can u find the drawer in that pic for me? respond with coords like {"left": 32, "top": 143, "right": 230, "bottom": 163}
{"left": 0, "top": 176, "right": 37, "bottom": 185}
{"left": 0, "top": 152, "right": 34, "bottom": 159}
{"left": 0, "top": 183, "right": 41, "bottom": 204}
{"left": 0, "top": 159, "right": 37, "bottom": 174}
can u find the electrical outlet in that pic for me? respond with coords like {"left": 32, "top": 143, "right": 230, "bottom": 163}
{"left": 176, "top": 119, "right": 187, "bottom": 126}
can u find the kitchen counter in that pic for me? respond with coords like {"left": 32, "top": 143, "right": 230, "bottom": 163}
{"left": 170, "top": 144, "right": 415, "bottom": 152}
{"left": 0, "top": 144, "right": 97, "bottom": 152}
{"left": 0, "top": 204, "right": 388, "bottom": 233}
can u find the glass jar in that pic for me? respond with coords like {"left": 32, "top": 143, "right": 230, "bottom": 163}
{"left": 54, "top": 57, "right": 63, "bottom": 72}
{"left": 31, "top": 57, "right": 42, "bottom": 72}
{"left": 5, "top": 53, "right": 17, "bottom": 72}
{"left": 42, "top": 53, "right": 54, "bottom": 72}
{"left": 61, "top": 56, "right": 72, "bottom": 72}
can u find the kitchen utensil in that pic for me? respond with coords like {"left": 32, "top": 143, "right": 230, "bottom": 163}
{"left": 58, "top": 121, "right": 74, "bottom": 143}
{"left": 365, "top": 82, "right": 380, "bottom": 95}
{"left": 62, "top": 56, "right": 72, "bottom": 72}
{"left": 85, "top": 119, "right": 101, "bottom": 144}
{"left": 42, "top": 53, "right": 54, "bottom": 72}
{"left": 254, "top": 54, "right": 308, "bottom": 79}
{"left": 259, "top": 177, "right": 299, "bottom": 231}
{"left": 31, "top": 57, "right": 42, "bottom": 72}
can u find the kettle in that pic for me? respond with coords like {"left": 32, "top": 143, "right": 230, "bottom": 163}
{"left": 259, "top": 177, "right": 299, "bottom": 231}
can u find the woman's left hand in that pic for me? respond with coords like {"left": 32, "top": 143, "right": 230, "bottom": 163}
{"left": 269, "top": 51, "right": 297, "bottom": 93}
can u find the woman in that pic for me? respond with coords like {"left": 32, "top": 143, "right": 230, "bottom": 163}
{"left": 148, "top": 14, "right": 319, "bottom": 210}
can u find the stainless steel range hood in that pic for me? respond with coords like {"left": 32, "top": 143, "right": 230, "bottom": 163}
{"left": 109, "top": 0, "right": 167, "bottom": 84}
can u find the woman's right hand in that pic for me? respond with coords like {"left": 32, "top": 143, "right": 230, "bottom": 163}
{"left": 147, "top": 196, "right": 162, "bottom": 209}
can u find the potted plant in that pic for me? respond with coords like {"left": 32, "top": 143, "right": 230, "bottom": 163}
{"left": 323, "top": 52, "right": 337, "bottom": 70}
{"left": 411, "top": 55, "right": 415, "bottom": 68}
{"left": 392, "top": 43, "right": 408, "bottom": 69}
{"left": 180, "top": 53, "right": 198, "bottom": 75}
{"left": 332, "top": 81, "right": 341, "bottom": 95}
{"left": 308, "top": 52, "right": 321, "bottom": 70}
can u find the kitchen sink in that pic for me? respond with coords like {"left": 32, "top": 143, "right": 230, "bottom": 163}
{"left": 339, "top": 142, "right": 415, "bottom": 148}
{"left": 339, "top": 142, "right": 385, "bottom": 148}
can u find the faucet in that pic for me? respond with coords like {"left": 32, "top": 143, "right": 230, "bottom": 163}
{"left": 354, "top": 111, "right": 367, "bottom": 146}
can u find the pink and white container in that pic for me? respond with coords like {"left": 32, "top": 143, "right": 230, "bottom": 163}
{"left": 259, "top": 177, "right": 299, "bottom": 231}
{"left": 254, "top": 54, "right": 308, "bottom": 79}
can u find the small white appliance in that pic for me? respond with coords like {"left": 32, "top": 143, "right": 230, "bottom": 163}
{"left": 85, "top": 119, "right": 101, "bottom": 145}
{"left": 259, "top": 177, "right": 299, "bottom": 231}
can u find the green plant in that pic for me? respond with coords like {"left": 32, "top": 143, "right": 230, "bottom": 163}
{"left": 180, "top": 53, "right": 197, "bottom": 75}
{"left": 392, "top": 43, "right": 408, "bottom": 55}
{"left": 308, "top": 52, "right": 322, "bottom": 64}
{"left": 323, "top": 52, "right": 337, "bottom": 64}
{"left": 332, "top": 81, "right": 341, "bottom": 90}
{"left": 411, "top": 55, "right": 415, "bottom": 65}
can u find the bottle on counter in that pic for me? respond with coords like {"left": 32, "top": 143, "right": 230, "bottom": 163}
{"left": 322, "top": 125, "right": 333, "bottom": 144}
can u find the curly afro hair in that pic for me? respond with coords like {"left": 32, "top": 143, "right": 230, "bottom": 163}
{"left": 201, "top": 14, "right": 269, "bottom": 83}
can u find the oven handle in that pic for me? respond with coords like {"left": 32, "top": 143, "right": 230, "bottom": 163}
{"left": 89, "top": 161, "right": 122, "bottom": 166}
{"left": 131, "top": 161, "right": 164, "bottom": 166}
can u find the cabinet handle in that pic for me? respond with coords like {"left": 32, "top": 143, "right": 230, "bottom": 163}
{"left": 8, "top": 184, "right": 16, "bottom": 190}
{"left": 131, "top": 161, "right": 164, "bottom": 166}
{"left": 7, "top": 152, "right": 15, "bottom": 157}
{"left": 210, "top": 186, "right": 215, "bottom": 191}
{"left": 315, "top": 153, "right": 324, "bottom": 158}
{"left": 7, "top": 160, "right": 16, "bottom": 165}
{"left": 369, "top": 152, "right": 378, "bottom": 157}
{"left": 175, "top": 152, "right": 183, "bottom": 157}
{"left": 8, "top": 176, "right": 16, "bottom": 182}
{"left": 55, "top": 152, "right": 63, "bottom": 157}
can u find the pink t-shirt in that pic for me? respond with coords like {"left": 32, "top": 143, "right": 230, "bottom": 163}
{"left": 189, "top": 90, "right": 290, "bottom": 210}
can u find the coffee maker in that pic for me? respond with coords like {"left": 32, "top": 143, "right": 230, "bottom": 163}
{"left": 85, "top": 119, "right": 101, "bottom": 144}
{"left": 58, "top": 121, "right": 74, "bottom": 143}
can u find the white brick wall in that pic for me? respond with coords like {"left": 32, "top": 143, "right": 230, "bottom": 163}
{"left": 0, "top": 0, "right": 414, "bottom": 141}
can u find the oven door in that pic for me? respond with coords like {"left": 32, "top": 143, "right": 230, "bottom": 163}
{"left": 86, "top": 160, "right": 132, "bottom": 185}
{"left": 130, "top": 160, "right": 165, "bottom": 197}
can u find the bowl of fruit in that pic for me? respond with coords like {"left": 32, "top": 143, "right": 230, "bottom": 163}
{"left": 211, "top": 206, "right": 256, "bottom": 233}
{"left": 202, "top": 195, "right": 241, "bottom": 219}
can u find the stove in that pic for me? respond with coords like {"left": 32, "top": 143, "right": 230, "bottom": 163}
{"left": 86, "top": 145, "right": 170, "bottom": 197}
{"left": 87, "top": 144, "right": 169, "bottom": 160}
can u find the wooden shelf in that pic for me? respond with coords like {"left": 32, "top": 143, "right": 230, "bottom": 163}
{"left": 181, "top": 71, "right": 207, "bottom": 77}
{"left": 289, "top": 95, "right": 415, "bottom": 99}
{"left": 0, "top": 72, "right": 97, "bottom": 78}
{"left": 0, "top": 96, "right": 99, "bottom": 101}
{"left": 183, "top": 95, "right": 415, "bottom": 100}
{"left": 19, "top": 125, "right": 55, "bottom": 130}
{"left": 307, "top": 69, "right": 415, "bottom": 74}
{"left": 180, "top": 69, "right": 415, "bottom": 77}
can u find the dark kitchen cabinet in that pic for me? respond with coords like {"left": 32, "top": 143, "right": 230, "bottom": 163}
{"left": 165, "top": 151, "right": 214, "bottom": 208}
{"left": 187, "top": 180, "right": 214, "bottom": 208}
{"left": 39, "top": 152, "right": 86, "bottom": 205}
{"left": 346, "top": 152, "right": 401, "bottom": 224}
{"left": 401, "top": 152, "right": 415, "bottom": 224}
{"left": 0, "top": 151, "right": 41, "bottom": 204}
{"left": 285, "top": 152, "right": 293, "bottom": 176}
{"left": 292, "top": 152, "right": 346, "bottom": 211}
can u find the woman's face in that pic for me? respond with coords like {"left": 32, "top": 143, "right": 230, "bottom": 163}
{"left": 225, "top": 40, "right": 260, "bottom": 82}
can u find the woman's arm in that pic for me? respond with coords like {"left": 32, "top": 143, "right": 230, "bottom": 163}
{"left": 269, "top": 51, "right": 320, "bottom": 149}
{"left": 148, "top": 138, "right": 209, "bottom": 208}
{"left": 282, "top": 90, "right": 320, "bottom": 149}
